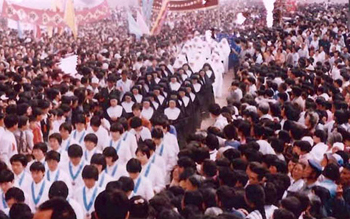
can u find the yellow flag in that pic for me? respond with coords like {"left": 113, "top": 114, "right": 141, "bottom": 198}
{"left": 64, "top": 0, "right": 77, "bottom": 38}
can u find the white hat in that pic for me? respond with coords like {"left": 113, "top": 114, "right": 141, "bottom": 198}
{"left": 102, "top": 63, "right": 109, "bottom": 70}
{"left": 333, "top": 142, "right": 345, "bottom": 151}
{"left": 114, "top": 54, "right": 122, "bottom": 59}
{"left": 91, "top": 77, "right": 99, "bottom": 84}
{"left": 302, "top": 136, "right": 314, "bottom": 147}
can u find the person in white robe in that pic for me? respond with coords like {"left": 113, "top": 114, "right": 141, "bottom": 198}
{"left": 71, "top": 115, "right": 87, "bottom": 145}
{"left": 28, "top": 162, "right": 51, "bottom": 212}
{"left": 86, "top": 116, "right": 109, "bottom": 151}
{"left": 210, "top": 54, "right": 225, "bottom": 98}
{"left": 10, "top": 154, "right": 32, "bottom": 193}
{"left": 219, "top": 38, "right": 231, "bottom": 73}
{"left": 136, "top": 145, "right": 165, "bottom": 193}
{"left": 73, "top": 165, "right": 103, "bottom": 218}
{"left": 83, "top": 134, "right": 101, "bottom": 164}
{"left": 45, "top": 151, "right": 72, "bottom": 196}
{"left": 126, "top": 158, "right": 154, "bottom": 201}
{"left": 62, "top": 145, "right": 86, "bottom": 191}
{"left": 90, "top": 154, "right": 114, "bottom": 189}
{"left": 102, "top": 147, "right": 129, "bottom": 180}
{"left": 105, "top": 123, "right": 132, "bottom": 165}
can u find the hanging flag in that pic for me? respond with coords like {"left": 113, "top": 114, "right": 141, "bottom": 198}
{"left": 17, "top": 20, "right": 23, "bottom": 39}
{"left": 151, "top": 0, "right": 170, "bottom": 35}
{"left": 137, "top": 10, "right": 150, "bottom": 35}
{"left": 64, "top": 0, "right": 77, "bottom": 38}
{"left": 128, "top": 12, "right": 143, "bottom": 39}
{"left": 142, "top": 0, "right": 154, "bottom": 25}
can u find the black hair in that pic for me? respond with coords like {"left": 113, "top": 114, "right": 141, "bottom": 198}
{"left": 10, "top": 154, "right": 28, "bottom": 167}
{"left": 323, "top": 163, "right": 340, "bottom": 181}
{"left": 231, "top": 158, "right": 248, "bottom": 171}
{"left": 45, "top": 150, "right": 61, "bottom": 162}
{"left": 273, "top": 209, "right": 296, "bottom": 219}
{"left": 33, "top": 142, "right": 48, "bottom": 154}
{"left": 208, "top": 104, "right": 221, "bottom": 116}
{"left": 30, "top": 161, "right": 45, "bottom": 172}
{"left": 136, "top": 145, "right": 151, "bottom": 159}
{"left": 151, "top": 128, "right": 164, "bottom": 139}
{"left": 49, "top": 133, "right": 63, "bottom": 145}
{"left": 18, "top": 116, "right": 29, "bottom": 129}
{"left": 4, "top": 114, "right": 18, "bottom": 129}
{"left": 75, "top": 114, "right": 86, "bottom": 124}
{"left": 129, "top": 196, "right": 149, "bottom": 219}
{"left": 126, "top": 158, "right": 142, "bottom": 173}
{"left": 177, "top": 157, "right": 196, "bottom": 169}
{"left": 9, "top": 203, "right": 32, "bottom": 219}
{"left": 205, "top": 134, "right": 219, "bottom": 151}
{"left": 49, "top": 181, "right": 69, "bottom": 199}
{"left": 94, "top": 190, "right": 129, "bottom": 219}
{"left": 314, "top": 129, "right": 327, "bottom": 143}
{"left": 90, "top": 115, "right": 102, "bottom": 127}
{"left": 67, "top": 144, "right": 83, "bottom": 158}
{"left": 82, "top": 165, "right": 99, "bottom": 180}
{"left": 183, "top": 190, "right": 203, "bottom": 211}
{"left": 38, "top": 198, "right": 76, "bottom": 219}
{"left": 249, "top": 162, "right": 268, "bottom": 182}
{"left": 5, "top": 187, "right": 24, "bottom": 202}
{"left": 118, "top": 176, "right": 135, "bottom": 193}
{"left": 91, "top": 154, "right": 107, "bottom": 171}
{"left": 202, "top": 159, "right": 217, "bottom": 177}
{"left": 110, "top": 122, "right": 125, "bottom": 134}
{"left": 130, "top": 117, "right": 142, "bottom": 129}
{"left": 216, "top": 185, "right": 236, "bottom": 210}
{"left": 281, "top": 196, "right": 302, "bottom": 218}
{"left": 245, "top": 184, "right": 266, "bottom": 219}
{"left": 0, "top": 169, "right": 14, "bottom": 183}
{"left": 59, "top": 122, "right": 72, "bottom": 133}
{"left": 84, "top": 133, "right": 98, "bottom": 145}
{"left": 294, "top": 140, "right": 312, "bottom": 153}
{"left": 144, "top": 139, "right": 156, "bottom": 151}
{"left": 103, "top": 147, "right": 119, "bottom": 162}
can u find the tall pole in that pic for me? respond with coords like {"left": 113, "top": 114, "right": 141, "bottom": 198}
{"left": 348, "top": 0, "right": 350, "bottom": 30}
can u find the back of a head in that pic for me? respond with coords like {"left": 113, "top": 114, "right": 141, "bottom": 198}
{"left": 37, "top": 198, "right": 76, "bottom": 219}
{"left": 273, "top": 209, "right": 296, "bottom": 219}
{"left": 10, "top": 203, "right": 32, "bottom": 219}
{"left": 94, "top": 190, "right": 129, "bottom": 219}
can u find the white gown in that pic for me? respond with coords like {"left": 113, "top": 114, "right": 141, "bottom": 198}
{"left": 210, "top": 55, "right": 224, "bottom": 98}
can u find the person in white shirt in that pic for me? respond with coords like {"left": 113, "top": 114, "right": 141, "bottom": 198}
{"left": 126, "top": 159, "right": 154, "bottom": 201}
{"left": 59, "top": 122, "right": 79, "bottom": 152}
{"left": 136, "top": 145, "right": 165, "bottom": 194}
{"left": 209, "top": 104, "right": 228, "bottom": 131}
{"left": 116, "top": 71, "right": 133, "bottom": 100}
{"left": 3, "top": 187, "right": 27, "bottom": 216}
{"left": 254, "top": 125, "right": 276, "bottom": 155}
{"left": 153, "top": 118, "right": 180, "bottom": 155}
{"left": 151, "top": 128, "right": 177, "bottom": 184}
{"left": 28, "top": 161, "right": 51, "bottom": 212}
{"left": 83, "top": 134, "right": 101, "bottom": 164}
{"left": 0, "top": 169, "right": 24, "bottom": 211}
{"left": 73, "top": 165, "right": 103, "bottom": 218}
{"left": 26, "top": 143, "right": 48, "bottom": 173}
{"left": 106, "top": 123, "right": 132, "bottom": 165}
{"left": 0, "top": 115, "right": 19, "bottom": 164}
{"left": 48, "top": 181, "right": 84, "bottom": 219}
{"left": 45, "top": 151, "right": 72, "bottom": 195}
{"left": 87, "top": 116, "right": 109, "bottom": 151}
{"left": 48, "top": 133, "right": 69, "bottom": 166}
{"left": 143, "top": 139, "right": 167, "bottom": 177}
{"left": 10, "top": 154, "right": 32, "bottom": 192}
{"left": 71, "top": 115, "right": 87, "bottom": 145}
{"left": 90, "top": 154, "right": 114, "bottom": 189}
{"left": 62, "top": 144, "right": 86, "bottom": 190}
{"left": 129, "top": 117, "right": 152, "bottom": 143}
{"left": 102, "top": 147, "right": 128, "bottom": 180}
{"left": 106, "top": 95, "right": 124, "bottom": 123}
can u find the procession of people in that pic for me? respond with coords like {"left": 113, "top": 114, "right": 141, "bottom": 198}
{"left": 0, "top": 1, "right": 348, "bottom": 219}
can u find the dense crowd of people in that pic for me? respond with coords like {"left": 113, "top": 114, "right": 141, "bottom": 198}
{"left": 0, "top": 1, "right": 348, "bottom": 219}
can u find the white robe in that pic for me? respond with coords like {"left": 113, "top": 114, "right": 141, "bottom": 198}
{"left": 210, "top": 57, "right": 224, "bottom": 98}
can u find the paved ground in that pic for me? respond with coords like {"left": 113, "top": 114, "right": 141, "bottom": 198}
{"left": 200, "top": 72, "right": 233, "bottom": 130}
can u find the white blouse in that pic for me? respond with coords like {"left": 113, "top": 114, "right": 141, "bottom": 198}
{"left": 164, "top": 107, "right": 181, "bottom": 120}
{"left": 107, "top": 105, "right": 123, "bottom": 118}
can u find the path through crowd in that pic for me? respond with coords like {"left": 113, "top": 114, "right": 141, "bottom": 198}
{"left": 200, "top": 72, "right": 234, "bottom": 130}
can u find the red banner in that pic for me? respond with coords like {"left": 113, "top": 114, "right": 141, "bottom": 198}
{"left": 76, "top": 0, "right": 111, "bottom": 24}
{"left": 153, "top": 0, "right": 219, "bottom": 12}
{"left": 2, "top": 0, "right": 66, "bottom": 27}
{"left": 1, "top": 0, "right": 111, "bottom": 27}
